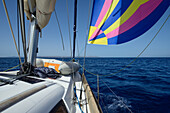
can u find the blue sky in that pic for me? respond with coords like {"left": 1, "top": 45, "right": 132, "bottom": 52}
{"left": 0, "top": 0, "right": 169, "bottom": 57}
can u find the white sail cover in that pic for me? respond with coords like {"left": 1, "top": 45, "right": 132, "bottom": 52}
{"left": 24, "top": 0, "right": 56, "bottom": 29}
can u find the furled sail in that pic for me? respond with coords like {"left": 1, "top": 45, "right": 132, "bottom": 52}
{"left": 24, "top": 0, "right": 56, "bottom": 29}
{"left": 88, "top": 0, "right": 169, "bottom": 45}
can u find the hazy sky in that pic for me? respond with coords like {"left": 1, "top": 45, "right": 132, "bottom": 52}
{"left": 0, "top": 0, "right": 169, "bottom": 57}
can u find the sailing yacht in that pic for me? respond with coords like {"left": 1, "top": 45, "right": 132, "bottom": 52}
{"left": 0, "top": 0, "right": 169, "bottom": 113}
{"left": 0, "top": 0, "right": 102, "bottom": 113}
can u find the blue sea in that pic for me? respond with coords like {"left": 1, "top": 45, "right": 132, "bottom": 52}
{"left": 0, "top": 57, "right": 170, "bottom": 113}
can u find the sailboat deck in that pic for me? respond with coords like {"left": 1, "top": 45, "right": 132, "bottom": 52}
{"left": 0, "top": 70, "right": 101, "bottom": 113}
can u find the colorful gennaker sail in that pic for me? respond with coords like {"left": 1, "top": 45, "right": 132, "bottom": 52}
{"left": 88, "top": 0, "right": 169, "bottom": 45}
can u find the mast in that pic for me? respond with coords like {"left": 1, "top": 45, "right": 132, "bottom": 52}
{"left": 73, "top": 0, "right": 77, "bottom": 60}
{"left": 27, "top": 0, "right": 40, "bottom": 68}
{"left": 17, "top": 0, "right": 39, "bottom": 73}
{"left": 18, "top": 0, "right": 27, "bottom": 64}
{"left": 27, "top": 19, "right": 39, "bottom": 67}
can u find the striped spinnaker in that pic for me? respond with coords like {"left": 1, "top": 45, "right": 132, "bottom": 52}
{"left": 88, "top": 0, "right": 169, "bottom": 45}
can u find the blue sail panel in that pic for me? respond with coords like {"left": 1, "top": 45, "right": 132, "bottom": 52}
{"left": 88, "top": 0, "right": 169, "bottom": 45}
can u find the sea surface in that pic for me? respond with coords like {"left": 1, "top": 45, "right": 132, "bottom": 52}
{"left": 0, "top": 57, "right": 170, "bottom": 113}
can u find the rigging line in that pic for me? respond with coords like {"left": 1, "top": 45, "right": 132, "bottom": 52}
{"left": 77, "top": 40, "right": 80, "bottom": 57}
{"left": 3, "top": 64, "right": 21, "bottom": 72}
{"left": 78, "top": 46, "right": 85, "bottom": 57}
{"left": 17, "top": 1, "right": 20, "bottom": 66}
{"left": 2, "top": 0, "right": 24, "bottom": 72}
{"left": 100, "top": 95, "right": 109, "bottom": 113}
{"left": 83, "top": 0, "right": 92, "bottom": 74}
{"left": 97, "top": 75, "right": 99, "bottom": 103}
{"left": 80, "top": 0, "right": 92, "bottom": 100}
{"left": 101, "top": 80, "right": 133, "bottom": 113}
{"left": 54, "top": 9, "right": 65, "bottom": 50}
{"left": 81, "top": 14, "right": 170, "bottom": 77}
{"left": 66, "top": 0, "right": 72, "bottom": 57}
{"left": 81, "top": 73, "right": 107, "bottom": 113}
{"left": 18, "top": 0, "right": 27, "bottom": 63}
{"left": 73, "top": 86, "right": 84, "bottom": 113}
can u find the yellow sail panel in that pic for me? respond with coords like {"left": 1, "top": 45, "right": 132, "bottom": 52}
{"left": 88, "top": 0, "right": 168, "bottom": 45}
{"left": 88, "top": 26, "right": 98, "bottom": 40}
{"left": 88, "top": 37, "right": 108, "bottom": 45}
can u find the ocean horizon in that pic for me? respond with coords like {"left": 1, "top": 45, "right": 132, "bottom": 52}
{"left": 0, "top": 57, "right": 170, "bottom": 113}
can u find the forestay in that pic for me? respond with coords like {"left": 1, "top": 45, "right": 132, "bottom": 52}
{"left": 88, "top": 0, "right": 169, "bottom": 45}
